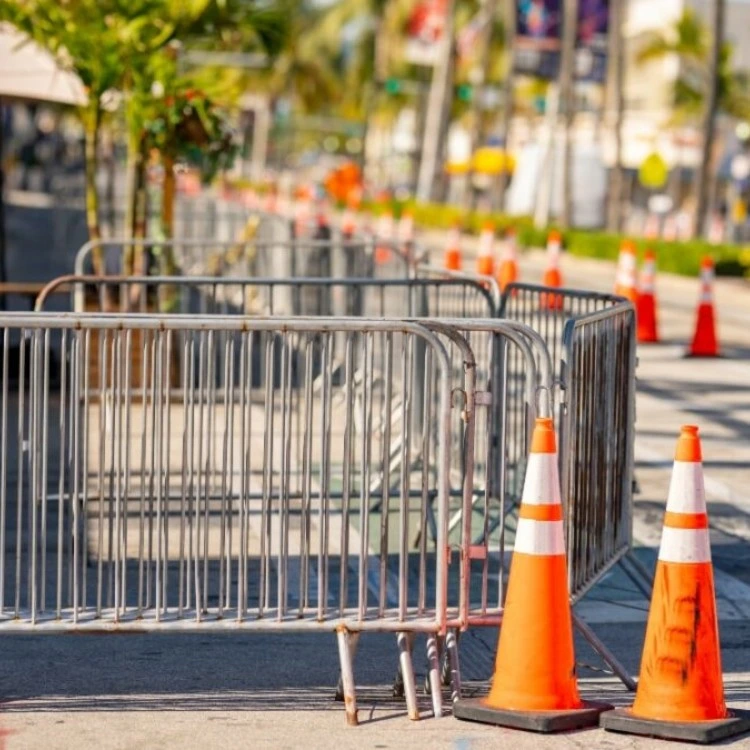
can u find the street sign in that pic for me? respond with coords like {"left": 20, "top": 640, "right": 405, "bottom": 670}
{"left": 638, "top": 153, "right": 668, "bottom": 189}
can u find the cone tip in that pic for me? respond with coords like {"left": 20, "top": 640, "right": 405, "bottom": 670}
{"left": 675, "top": 424, "right": 702, "bottom": 462}
{"left": 621, "top": 239, "right": 636, "bottom": 253}
{"left": 701, "top": 256, "right": 714, "bottom": 269}
{"left": 531, "top": 417, "right": 556, "bottom": 453}
{"left": 644, "top": 248, "right": 656, "bottom": 261}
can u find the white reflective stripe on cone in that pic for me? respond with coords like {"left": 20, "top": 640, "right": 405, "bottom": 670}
{"left": 658, "top": 527, "right": 712, "bottom": 563}
{"left": 514, "top": 519, "right": 565, "bottom": 555}
{"left": 666, "top": 461, "right": 707, "bottom": 514}
{"left": 521, "top": 452, "right": 562, "bottom": 506}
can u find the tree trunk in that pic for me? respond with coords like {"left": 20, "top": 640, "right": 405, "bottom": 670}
{"left": 127, "top": 149, "right": 149, "bottom": 310}
{"left": 606, "top": 0, "right": 625, "bottom": 232}
{"left": 416, "top": 0, "right": 456, "bottom": 203}
{"left": 123, "top": 127, "right": 142, "bottom": 275}
{"left": 463, "top": 0, "right": 499, "bottom": 212}
{"left": 83, "top": 103, "right": 103, "bottom": 274}
{"left": 160, "top": 153, "right": 178, "bottom": 274}
{"left": 559, "top": 0, "right": 579, "bottom": 229}
{"left": 496, "top": 2, "right": 517, "bottom": 212}
{"left": 694, "top": 0, "right": 725, "bottom": 238}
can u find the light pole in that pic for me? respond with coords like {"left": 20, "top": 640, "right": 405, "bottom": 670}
{"left": 559, "top": 0, "right": 579, "bottom": 229}
{"left": 416, "top": 0, "right": 456, "bottom": 203}
{"left": 694, "top": 0, "right": 725, "bottom": 238}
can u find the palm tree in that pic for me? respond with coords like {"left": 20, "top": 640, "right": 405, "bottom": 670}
{"left": 637, "top": 5, "right": 750, "bottom": 236}
{"left": 118, "top": 1, "right": 288, "bottom": 278}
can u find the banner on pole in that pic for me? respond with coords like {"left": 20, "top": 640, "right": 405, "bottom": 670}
{"left": 513, "top": 0, "right": 562, "bottom": 79}
{"left": 512, "top": 0, "right": 609, "bottom": 82}
{"left": 576, "top": 0, "right": 609, "bottom": 82}
{"left": 405, "top": 0, "right": 448, "bottom": 66}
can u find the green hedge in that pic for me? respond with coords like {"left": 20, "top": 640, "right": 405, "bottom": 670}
{"left": 368, "top": 199, "right": 750, "bottom": 278}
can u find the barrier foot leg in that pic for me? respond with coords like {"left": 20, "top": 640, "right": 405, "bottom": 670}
{"left": 397, "top": 632, "right": 420, "bottom": 721}
{"left": 426, "top": 634, "right": 443, "bottom": 718}
{"left": 334, "top": 631, "right": 360, "bottom": 702}
{"left": 573, "top": 612, "right": 636, "bottom": 691}
{"left": 442, "top": 629, "right": 459, "bottom": 687}
{"left": 336, "top": 627, "right": 358, "bottom": 726}
{"left": 392, "top": 666, "right": 405, "bottom": 699}
{"left": 445, "top": 629, "right": 462, "bottom": 702}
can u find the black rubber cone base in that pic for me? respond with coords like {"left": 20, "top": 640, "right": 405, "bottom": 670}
{"left": 453, "top": 697, "right": 611, "bottom": 733}
{"left": 601, "top": 707, "right": 750, "bottom": 744}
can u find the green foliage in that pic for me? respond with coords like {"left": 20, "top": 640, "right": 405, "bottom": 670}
{"left": 144, "top": 89, "right": 236, "bottom": 181}
{"left": 637, "top": 8, "right": 750, "bottom": 122}
{"left": 384, "top": 201, "right": 749, "bottom": 278}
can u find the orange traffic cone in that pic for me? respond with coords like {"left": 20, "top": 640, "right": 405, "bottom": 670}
{"left": 295, "top": 199, "right": 312, "bottom": 237}
{"left": 643, "top": 212, "right": 660, "bottom": 239}
{"left": 687, "top": 257, "right": 720, "bottom": 357}
{"left": 398, "top": 209, "right": 414, "bottom": 246}
{"left": 541, "top": 230, "right": 564, "bottom": 310}
{"left": 708, "top": 215, "right": 725, "bottom": 245}
{"left": 444, "top": 224, "right": 463, "bottom": 271}
{"left": 602, "top": 426, "right": 750, "bottom": 743}
{"left": 454, "top": 418, "right": 609, "bottom": 733}
{"left": 374, "top": 210, "right": 394, "bottom": 265}
{"left": 476, "top": 222, "right": 495, "bottom": 276}
{"left": 662, "top": 213, "right": 678, "bottom": 241}
{"left": 341, "top": 207, "right": 357, "bottom": 239}
{"left": 497, "top": 228, "right": 519, "bottom": 292}
{"left": 637, "top": 249, "right": 659, "bottom": 343}
{"left": 614, "top": 240, "right": 638, "bottom": 303}
{"left": 263, "top": 190, "right": 278, "bottom": 214}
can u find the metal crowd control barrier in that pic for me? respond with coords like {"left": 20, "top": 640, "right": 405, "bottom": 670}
{"left": 496, "top": 282, "right": 637, "bottom": 689}
{"left": 74, "top": 236, "right": 413, "bottom": 292}
{"left": 0, "top": 313, "right": 469, "bottom": 723}
{"left": 497, "top": 283, "right": 634, "bottom": 589}
{"left": 0, "top": 310, "right": 558, "bottom": 722}
{"left": 33, "top": 274, "right": 638, "bottom": 691}
{"left": 35, "top": 276, "right": 532, "bottom": 590}
{"left": 37, "top": 274, "right": 495, "bottom": 319}
{"left": 561, "top": 304, "right": 636, "bottom": 600}
{"left": 105, "top": 203, "right": 293, "bottom": 244}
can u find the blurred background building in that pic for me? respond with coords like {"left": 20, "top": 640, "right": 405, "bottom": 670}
{"left": 1, "top": 0, "right": 749, "bottom": 274}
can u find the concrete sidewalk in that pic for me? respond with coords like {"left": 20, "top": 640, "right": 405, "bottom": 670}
{"left": 2, "top": 621, "right": 750, "bottom": 749}
{"left": 2, "top": 240, "right": 749, "bottom": 749}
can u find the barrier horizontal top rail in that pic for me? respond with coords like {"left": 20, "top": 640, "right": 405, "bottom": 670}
{"left": 416, "top": 265, "right": 501, "bottom": 307}
{"left": 73, "top": 237, "right": 415, "bottom": 308}
{"left": 35, "top": 274, "right": 496, "bottom": 321}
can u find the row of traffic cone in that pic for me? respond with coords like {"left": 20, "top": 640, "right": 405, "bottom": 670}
{"left": 614, "top": 241, "right": 721, "bottom": 357}
{"left": 444, "top": 225, "right": 563, "bottom": 298}
{"left": 454, "top": 420, "right": 750, "bottom": 743}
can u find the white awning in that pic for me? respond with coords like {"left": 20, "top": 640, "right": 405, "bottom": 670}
{"left": 0, "top": 23, "right": 87, "bottom": 106}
